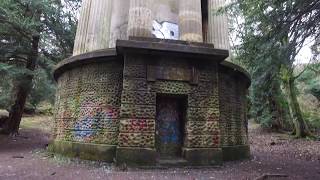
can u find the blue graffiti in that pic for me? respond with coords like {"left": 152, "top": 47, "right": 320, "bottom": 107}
{"left": 73, "top": 105, "right": 115, "bottom": 141}
{"left": 74, "top": 117, "right": 98, "bottom": 141}
{"left": 159, "top": 121, "right": 180, "bottom": 143}
{"left": 157, "top": 100, "right": 181, "bottom": 144}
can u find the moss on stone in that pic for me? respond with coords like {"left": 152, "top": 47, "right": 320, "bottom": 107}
{"left": 116, "top": 147, "right": 157, "bottom": 166}
{"left": 49, "top": 140, "right": 116, "bottom": 162}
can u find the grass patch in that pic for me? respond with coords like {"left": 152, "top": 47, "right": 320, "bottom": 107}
{"left": 20, "top": 115, "right": 53, "bottom": 133}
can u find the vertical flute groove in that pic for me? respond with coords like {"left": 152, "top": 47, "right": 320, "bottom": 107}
{"left": 73, "top": 0, "right": 113, "bottom": 55}
{"left": 179, "top": 0, "right": 203, "bottom": 42}
{"left": 127, "top": 0, "right": 154, "bottom": 38}
{"left": 208, "top": 0, "right": 230, "bottom": 50}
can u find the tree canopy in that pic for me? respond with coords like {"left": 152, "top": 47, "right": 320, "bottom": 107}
{"left": 228, "top": 0, "right": 320, "bottom": 137}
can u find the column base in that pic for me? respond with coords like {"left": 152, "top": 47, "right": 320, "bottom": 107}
{"left": 116, "top": 147, "right": 157, "bottom": 166}
{"left": 48, "top": 140, "right": 116, "bottom": 162}
{"left": 222, "top": 145, "right": 251, "bottom": 161}
{"left": 182, "top": 148, "right": 223, "bottom": 166}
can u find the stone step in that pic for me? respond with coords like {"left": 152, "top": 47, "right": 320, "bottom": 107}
{"left": 157, "top": 157, "right": 189, "bottom": 167}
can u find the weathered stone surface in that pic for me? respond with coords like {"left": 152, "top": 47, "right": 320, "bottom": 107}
{"left": 121, "top": 91, "right": 156, "bottom": 105}
{"left": 49, "top": 140, "right": 116, "bottom": 162}
{"left": 222, "top": 145, "right": 251, "bottom": 161}
{"left": 154, "top": 81, "right": 191, "bottom": 94}
{"left": 184, "top": 134, "right": 220, "bottom": 148}
{"left": 186, "top": 121, "right": 219, "bottom": 134}
{"left": 120, "top": 104, "right": 156, "bottom": 119}
{"left": 109, "top": 0, "right": 129, "bottom": 48}
{"left": 127, "top": 0, "right": 154, "bottom": 37}
{"left": 119, "top": 119, "right": 155, "bottom": 133}
{"left": 116, "top": 147, "right": 157, "bottom": 166}
{"left": 207, "top": 0, "right": 230, "bottom": 49}
{"left": 118, "top": 132, "right": 154, "bottom": 147}
{"left": 187, "top": 107, "right": 220, "bottom": 121}
{"left": 219, "top": 68, "right": 249, "bottom": 147}
{"left": 73, "top": 0, "right": 113, "bottom": 55}
{"left": 52, "top": 39, "right": 251, "bottom": 166}
{"left": 179, "top": 0, "right": 203, "bottom": 42}
{"left": 183, "top": 148, "right": 222, "bottom": 166}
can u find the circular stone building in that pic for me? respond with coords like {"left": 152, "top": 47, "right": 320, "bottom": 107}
{"left": 51, "top": 0, "right": 251, "bottom": 166}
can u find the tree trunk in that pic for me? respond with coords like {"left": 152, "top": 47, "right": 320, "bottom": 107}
{"left": 285, "top": 76, "right": 312, "bottom": 138}
{"left": 0, "top": 35, "right": 39, "bottom": 136}
{"left": 267, "top": 80, "right": 290, "bottom": 131}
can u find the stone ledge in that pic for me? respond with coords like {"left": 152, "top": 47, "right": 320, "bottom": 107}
{"left": 116, "top": 147, "right": 157, "bottom": 166}
{"left": 116, "top": 37, "right": 229, "bottom": 62}
{"left": 48, "top": 140, "right": 116, "bottom": 162}
{"left": 53, "top": 49, "right": 118, "bottom": 80}
{"left": 222, "top": 145, "right": 251, "bottom": 161}
{"left": 182, "top": 148, "right": 223, "bottom": 166}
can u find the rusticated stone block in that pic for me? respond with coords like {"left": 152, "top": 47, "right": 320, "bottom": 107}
{"left": 91, "top": 131, "right": 119, "bottom": 145}
{"left": 120, "top": 104, "right": 156, "bottom": 119}
{"left": 81, "top": 82, "right": 122, "bottom": 94}
{"left": 78, "top": 106, "right": 120, "bottom": 120}
{"left": 124, "top": 64, "right": 146, "bottom": 78}
{"left": 188, "top": 93, "right": 219, "bottom": 108}
{"left": 185, "top": 134, "right": 220, "bottom": 148}
{"left": 57, "top": 118, "right": 119, "bottom": 132}
{"left": 121, "top": 90, "right": 156, "bottom": 105}
{"left": 118, "top": 133, "right": 154, "bottom": 147}
{"left": 123, "top": 78, "right": 149, "bottom": 91}
{"left": 57, "top": 129, "right": 118, "bottom": 145}
{"left": 119, "top": 119, "right": 155, "bottom": 133}
{"left": 190, "top": 81, "right": 216, "bottom": 94}
{"left": 81, "top": 71, "right": 122, "bottom": 84}
{"left": 154, "top": 81, "right": 190, "bottom": 94}
{"left": 187, "top": 107, "right": 220, "bottom": 121}
{"left": 79, "top": 93, "right": 121, "bottom": 107}
{"left": 186, "top": 121, "right": 219, "bottom": 135}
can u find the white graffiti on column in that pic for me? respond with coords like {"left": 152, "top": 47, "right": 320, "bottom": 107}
{"left": 152, "top": 20, "right": 179, "bottom": 40}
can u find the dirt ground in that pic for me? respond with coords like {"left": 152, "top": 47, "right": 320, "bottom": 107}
{"left": 0, "top": 116, "right": 319, "bottom": 180}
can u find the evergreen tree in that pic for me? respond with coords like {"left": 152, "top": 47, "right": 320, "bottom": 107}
{"left": 229, "top": 0, "right": 320, "bottom": 137}
{"left": 0, "top": 0, "right": 80, "bottom": 135}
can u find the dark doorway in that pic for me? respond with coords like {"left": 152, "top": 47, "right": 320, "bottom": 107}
{"left": 156, "top": 95, "right": 187, "bottom": 159}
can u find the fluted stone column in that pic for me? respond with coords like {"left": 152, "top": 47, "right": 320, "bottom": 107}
{"left": 179, "top": 0, "right": 203, "bottom": 42}
{"left": 127, "top": 0, "right": 154, "bottom": 38}
{"left": 73, "top": 0, "right": 92, "bottom": 55}
{"left": 109, "top": 0, "right": 130, "bottom": 48}
{"left": 207, "top": 0, "right": 230, "bottom": 50}
{"left": 86, "top": 0, "right": 113, "bottom": 52}
{"left": 154, "top": 0, "right": 179, "bottom": 23}
{"left": 73, "top": 0, "right": 112, "bottom": 55}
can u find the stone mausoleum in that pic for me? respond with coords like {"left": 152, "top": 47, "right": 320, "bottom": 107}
{"left": 51, "top": 0, "right": 251, "bottom": 166}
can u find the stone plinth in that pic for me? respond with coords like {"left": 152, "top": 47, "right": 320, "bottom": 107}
{"left": 52, "top": 38, "right": 251, "bottom": 166}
